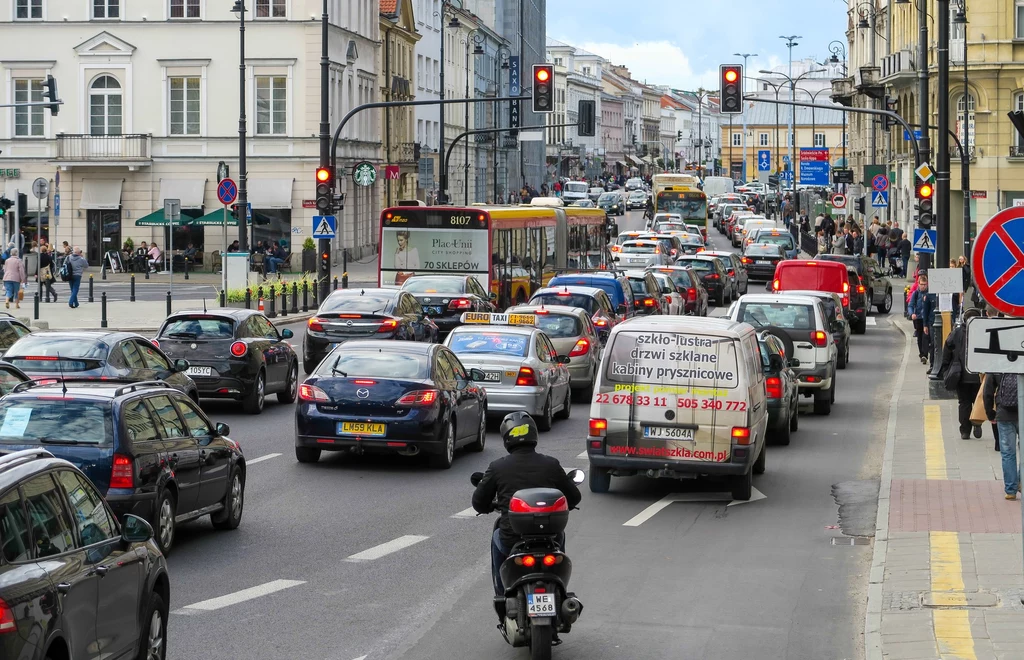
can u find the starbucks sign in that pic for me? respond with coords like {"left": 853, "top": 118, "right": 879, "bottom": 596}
{"left": 353, "top": 161, "right": 377, "bottom": 187}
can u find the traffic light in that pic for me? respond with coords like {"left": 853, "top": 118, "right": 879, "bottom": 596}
{"left": 0, "top": 197, "right": 10, "bottom": 218}
{"left": 228, "top": 203, "right": 240, "bottom": 221}
{"left": 315, "top": 167, "right": 333, "bottom": 213}
{"left": 578, "top": 99, "right": 595, "bottom": 136}
{"left": 855, "top": 197, "right": 866, "bottom": 214}
{"left": 532, "top": 64, "right": 554, "bottom": 113}
{"left": 916, "top": 180, "right": 934, "bottom": 227}
{"left": 42, "top": 75, "right": 59, "bottom": 116}
{"left": 882, "top": 95, "right": 898, "bottom": 131}
{"left": 318, "top": 249, "right": 330, "bottom": 280}
{"left": 720, "top": 64, "right": 743, "bottom": 114}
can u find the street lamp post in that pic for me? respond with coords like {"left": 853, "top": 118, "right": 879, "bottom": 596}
{"left": 493, "top": 45, "right": 511, "bottom": 203}
{"left": 780, "top": 35, "right": 802, "bottom": 182}
{"left": 461, "top": 31, "right": 483, "bottom": 205}
{"left": 827, "top": 41, "right": 848, "bottom": 172}
{"left": 734, "top": 52, "right": 758, "bottom": 182}
{"left": 954, "top": 2, "right": 971, "bottom": 257}
{"left": 436, "top": 1, "right": 463, "bottom": 204}
{"left": 231, "top": 1, "right": 249, "bottom": 252}
{"left": 759, "top": 70, "right": 823, "bottom": 191}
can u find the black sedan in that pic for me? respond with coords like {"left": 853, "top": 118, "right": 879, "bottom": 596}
{"left": 759, "top": 330, "right": 799, "bottom": 445}
{"left": 743, "top": 243, "right": 786, "bottom": 281}
{"left": 648, "top": 266, "right": 709, "bottom": 316}
{"left": 294, "top": 341, "right": 487, "bottom": 469}
{"left": 675, "top": 256, "right": 729, "bottom": 306}
{"left": 400, "top": 274, "right": 496, "bottom": 336}
{"left": 303, "top": 288, "right": 439, "bottom": 374}
{"left": 154, "top": 309, "right": 299, "bottom": 414}
{"left": 4, "top": 331, "right": 198, "bottom": 399}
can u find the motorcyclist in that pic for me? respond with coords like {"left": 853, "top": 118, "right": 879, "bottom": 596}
{"left": 472, "top": 412, "right": 582, "bottom": 602}
{"left": 643, "top": 196, "right": 654, "bottom": 221}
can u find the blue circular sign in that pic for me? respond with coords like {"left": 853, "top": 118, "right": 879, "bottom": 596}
{"left": 871, "top": 174, "right": 889, "bottom": 191}
{"left": 217, "top": 178, "right": 238, "bottom": 205}
{"left": 973, "top": 205, "right": 1024, "bottom": 317}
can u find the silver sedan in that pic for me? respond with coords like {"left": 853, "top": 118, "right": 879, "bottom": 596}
{"left": 506, "top": 304, "right": 603, "bottom": 400}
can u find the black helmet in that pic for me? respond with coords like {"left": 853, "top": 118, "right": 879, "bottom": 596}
{"left": 500, "top": 411, "right": 539, "bottom": 452}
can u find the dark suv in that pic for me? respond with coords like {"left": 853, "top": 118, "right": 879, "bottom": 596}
{"left": 0, "top": 380, "right": 246, "bottom": 554}
{"left": 0, "top": 449, "right": 170, "bottom": 660}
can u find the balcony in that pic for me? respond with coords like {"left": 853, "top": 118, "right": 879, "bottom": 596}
{"left": 881, "top": 50, "right": 916, "bottom": 84}
{"left": 949, "top": 145, "right": 976, "bottom": 162}
{"left": 830, "top": 77, "right": 856, "bottom": 107}
{"left": 1010, "top": 145, "right": 1024, "bottom": 158}
{"left": 54, "top": 134, "right": 152, "bottom": 168}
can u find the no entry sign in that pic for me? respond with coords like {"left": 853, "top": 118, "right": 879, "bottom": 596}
{"left": 972, "top": 205, "right": 1024, "bottom": 317}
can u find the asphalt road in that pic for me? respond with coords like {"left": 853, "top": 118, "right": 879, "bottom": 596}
{"left": 165, "top": 209, "right": 898, "bottom": 660}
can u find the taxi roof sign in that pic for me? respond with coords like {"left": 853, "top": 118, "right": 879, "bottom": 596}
{"left": 460, "top": 312, "right": 537, "bottom": 326}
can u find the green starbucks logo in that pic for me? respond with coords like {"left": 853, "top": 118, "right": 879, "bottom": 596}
{"left": 353, "top": 161, "right": 377, "bottom": 187}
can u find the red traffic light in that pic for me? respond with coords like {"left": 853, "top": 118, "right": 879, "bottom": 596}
{"left": 536, "top": 68, "right": 550, "bottom": 83}
{"left": 723, "top": 68, "right": 739, "bottom": 83}
{"left": 316, "top": 167, "right": 331, "bottom": 183}
{"left": 918, "top": 182, "right": 933, "bottom": 198}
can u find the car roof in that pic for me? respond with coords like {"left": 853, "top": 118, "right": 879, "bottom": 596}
{"left": 781, "top": 290, "right": 842, "bottom": 303}
{"left": 534, "top": 285, "right": 603, "bottom": 297}
{"left": 326, "top": 287, "right": 399, "bottom": 297}
{"left": 506, "top": 304, "right": 590, "bottom": 319}
{"left": 4, "top": 379, "right": 178, "bottom": 400}
{"left": 778, "top": 259, "right": 847, "bottom": 270}
{"left": 13, "top": 330, "right": 143, "bottom": 343}
{"left": 610, "top": 315, "right": 754, "bottom": 339}
{"left": 736, "top": 293, "right": 823, "bottom": 306}
{"left": 449, "top": 324, "right": 539, "bottom": 338}
{"left": 622, "top": 240, "right": 659, "bottom": 246}
{"left": 0, "top": 450, "right": 83, "bottom": 488}
{"left": 623, "top": 270, "right": 654, "bottom": 278}
{"left": 168, "top": 308, "right": 259, "bottom": 319}
{"left": 702, "top": 250, "right": 735, "bottom": 257}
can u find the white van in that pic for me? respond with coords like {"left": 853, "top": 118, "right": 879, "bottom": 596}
{"left": 562, "top": 181, "right": 590, "bottom": 204}
{"left": 586, "top": 316, "right": 768, "bottom": 500}
{"left": 703, "top": 176, "right": 735, "bottom": 198}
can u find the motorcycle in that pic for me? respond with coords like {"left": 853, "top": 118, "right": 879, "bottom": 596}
{"left": 470, "top": 469, "right": 586, "bottom": 660}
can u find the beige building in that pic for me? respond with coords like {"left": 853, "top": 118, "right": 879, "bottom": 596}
{"left": 380, "top": 0, "right": 421, "bottom": 207}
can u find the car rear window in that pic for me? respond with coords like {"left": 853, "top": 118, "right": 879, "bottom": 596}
{"left": 161, "top": 316, "right": 234, "bottom": 339}
{"left": 603, "top": 330, "right": 739, "bottom": 388}
{"left": 535, "top": 314, "right": 582, "bottom": 338}
{"left": 746, "top": 245, "right": 782, "bottom": 256}
{"left": 756, "top": 233, "right": 795, "bottom": 248}
{"left": 320, "top": 293, "right": 394, "bottom": 313}
{"left": 401, "top": 276, "right": 466, "bottom": 294}
{"left": 737, "top": 303, "right": 815, "bottom": 331}
{"left": 598, "top": 193, "right": 617, "bottom": 203}
{"left": 655, "top": 223, "right": 685, "bottom": 233}
{"left": 626, "top": 279, "right": 648, "bottom": 294}
{"left": 677, "top": 260, "right": 713, "bottom": 272}
{"left": 6, "top": 337, "right": 108, "bottom": 372}
{"left": 318, "top": 352, "right": 429, "bottom": 379}
{"left": 621, "top": 243, "right": 657, "bottom": 253}
{"left": 530, "top": 294, "right": 597, "bottom": 314}
{"left": 678, "top": 235, "right": 703, "bottom": 246}
{"left": 777, "top": 264, "right": 845, "bottom": 291}
{"left": 448, "top": 332, "right": 529, "bottom": 357}
{"left": 657, "top": 270, "right": 693, "bottom": 288}
{"left": 0, "top": 399, "right": 113, "bottom": 445}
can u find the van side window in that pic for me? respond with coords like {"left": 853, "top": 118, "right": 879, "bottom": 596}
{"left": 746, "top": 336, "right": 764, "bottom": 383}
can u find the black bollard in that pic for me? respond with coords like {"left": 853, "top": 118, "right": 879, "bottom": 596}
{"left": 311, "top": 280, "right": 318, "bottom": 308}
{"left": 342, "top": 271, "right": 349, "bottom": 289}
{"left": 88, "top": 275, "right": 94, "bottom": 303}
{"left": 244, "top": 288, "right": 252, "bottom": 309}
{"left": 101, "top": 263, "right": 107, "bottom": 281}
{"left": 184, "top": 260, "right": 189, "bottom": 280}
{"left": 33, "top": 292, "right": 39, "bottom": 320}
{"left": 219, "top": 289, "right": 226, "bottom": 307}
{"left": 280, "top": 285, "right": 287, "bottom": 317}
{"left": 166, "top": 291, "right": 171, "bottom": 317}
{"left": 145, "top": 267, "right": 150, "bottom": 280}
{"left": 257, "top": 286, "right": 264, "bottom": 310}
{"left": 302, "top": 281, "right": 308, "bottom": 312}
{"left": 267, "top": 285, "right": 277, "bottom": 319}
{"left": 333, "top": 276, "right": 338, "bottom": 291}
{"left": 129, "top": 274, "right": 136, "bottom": 302}
{"left": 291, "top": 282, "right": 298, "bottom": 314}
{"left": 101, "top": 292, "right": 108, "bottom": 328}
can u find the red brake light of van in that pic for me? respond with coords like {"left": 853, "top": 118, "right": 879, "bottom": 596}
{"left": 806, "top": 261, "right": 817, "bottom": 266}
{"left": 396, "top": 389, "right": 439, "bottom": 405}
{"left": 569, "top": 338, "right": 591, "bottom": 357}
{"left": 765, "top": 377, "right": 783, "bottom": 399}
{"left": 731, "top": 427, "right": 752, "bottom": 445}
{"left": 377, "top": 319, "right": 400, "bottom": 333}
{"left": 230, "top": 341, "right": 247, "bottom": 358}
{"left": 856, "top": 284, "right": 866, "bottom": 294}
{"left": 510, "top": 495, "right": 568, "bottom": 514}
{"left": 842, "top": 281, "right": 850, "bottom": 293}
{"left": 110, "top": 454, "right": 134, "bottom": 489}
{"left": 0, "top": 597, "right": 14, "bottom": 634}
{"left": 589, "top": 418, "right": 607, "bottom": 437}
{"left": 812, "top": 330, "right": 829, "bottom": 347}
{"left": 298, "top": 383, "right": 330, "bottom": 402}
{"left": 308, "top": 317, "right": 325, "bottom": 332}
{"left": 448, "top": 298, "right": 473, "bottom": 311}
{"left": 516, "top": 367, "right": 538, "bottom": 386}
{"left": 772, "top": 279, "right": 781, "bottom": 291}
{"left": 687, "top": 288, "right": 697, "bottom": 302}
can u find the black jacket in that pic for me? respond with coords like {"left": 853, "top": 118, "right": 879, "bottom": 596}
{"left": 940, "top": 323, "right": 979, "bottom": 386}
{"left": 472, "top": 448, "right": 582, "bottom": 547}
{"left": 984, "top": 374, "right": 1019, "bottom": 423}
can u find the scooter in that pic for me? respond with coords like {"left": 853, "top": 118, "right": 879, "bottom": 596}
{"left": 470, "top": 469, "right": 586, "bottom": 660}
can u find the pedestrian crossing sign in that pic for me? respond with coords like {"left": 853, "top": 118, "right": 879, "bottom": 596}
{"left": 912, "top": 227, "right": 937, "bottom": 254}
{"left": 312, "top": 215, "right": 337, "bottom": 239}
{"left": 871, "top": 190, "right": 889, "bottom": 208}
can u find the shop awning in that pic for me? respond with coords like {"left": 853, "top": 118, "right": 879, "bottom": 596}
{"left": 134, "top": 209, "right": 193, "bottom": 226}
{"left": 158, "top": 179, "right": 206, "bottom": 209}
{"left": 192, "top": 208, "right": 238, "bottom": 226}
{"left": 247, "top": 178, "right": 294, "bottom": 209}
{"left": 616, "top": 161, "right": 627, "bottom": 167}
{"left": 80, "top": 179, "right": 123, "bottom": 210}
{"left": 627, "top": 155, "right": 643, "bottom": 166}
{"left": 642, "top": 156, "right": 654, "bottom": 165}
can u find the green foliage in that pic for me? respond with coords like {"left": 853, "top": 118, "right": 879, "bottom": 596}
{"left": 302, "top": 237, "right": 316, "bottom": 251}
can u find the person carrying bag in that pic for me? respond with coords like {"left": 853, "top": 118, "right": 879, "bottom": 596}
{"left": 940, "top": 308, "right": 982, "bottom": 439}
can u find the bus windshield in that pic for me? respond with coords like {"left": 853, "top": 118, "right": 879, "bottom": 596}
{"left": 378, "top": 209, "right": 490, "bottom": 287}
{"left": 656, "top": 192, "right": 708, "bottom": 221}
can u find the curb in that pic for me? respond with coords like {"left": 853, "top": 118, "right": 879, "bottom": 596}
{"left": 30, "top": 312, "right": 318, "bottom": 336}
{"left": 864, "top": 316, "right": 914, "bottom": 660}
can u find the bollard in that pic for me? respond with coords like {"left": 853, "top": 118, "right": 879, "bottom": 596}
{"left": 267, "top": 285, "right": 277, "bottom": 319}
{"left": 33, "top": 292, "right": 39, "bottom": 320}
{"left": 244, "top": 288, "right": 252, "bottom": 309}
{"left": 101, "top": 292, "right": 108, "bottom": 328}
{"left": 291, "top": 282, "right": 298, "bottom": 314}
{"left": 333, "top": 276, "right": 339, "bottom": 291}
{"left": 280, "top": 285, "right": 288, "bottom": 317}
{"left": 302, "top": 281, "right": 308, "bottom": 312}
{"left": 88, "top": 275, "right": 94, "bottom": 303}
{"left": 166, "top": 291, "right": 171, "bottom": 317}
{"left": 129, "top": 274, "right": 136, "bottom": 302}
{"left": 342, "top": 271, "right": 349, "bottom": 289}
{"left": 101, "top": 263, "right": 107, "bottom": 281}
{"left": 219, "top": 289, "right": 226, "bottom": 307}
{"left": 311, "top": 280, "right": 318, "bottom": 308}
{"left": 145, "top": 267, "right": 150, "bottom": 280}
{"left": 184, "top": 260, "right": 189, "bottom": 280}
{"left": 257, "top": 286, "right": 264, "bottom": 301}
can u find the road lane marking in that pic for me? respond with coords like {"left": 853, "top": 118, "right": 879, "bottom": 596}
{"left": 930, "top": 531, "right": 977, "bottom": 658}
{"left": 451, "top": 507, "right": 480, "bottom": 519}
{"left": 866, "top": 316, "right": 877, "bottom": 326}
{"left": 345, "top": 535, "right": 429, "bottom": 561}
{"left": 176, "top": 579, "right": 305, "bottom": 612}
{"left": 924, "top": 405, "right": 946, "bottom": 479}
{"left": 623, "top": 494, "right": 679, "bottom": 526}
{"left": 576, "top": 451, "right": 588, "bottom": 459}
{"left": 247, "top": 453, "right": 282, "bottom": 465}
{"left": 624, "top": 489, "right": 766, "bottom": 525}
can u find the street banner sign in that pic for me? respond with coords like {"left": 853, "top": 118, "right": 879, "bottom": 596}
{"left": 53, "top": 193, "right": 60, "bottom": 217}
{"left": 915, "top": 162, "right": 934, "bottom": 182}
{"left": 966, "top": 318, "right": 1024, "bottom": 374}
{"left": 217, "top": 178, "right": 238, "bottom": 205}
{"left": 912, "top": 227, "right": 937, "bottom": 253}
{"left": 903, "top": 129, "right": 923, "bottom": 141}
{"left": 871, "top": 190, "right": 889, "bottom": 208}
{"left": 832, "top": 168, "right": 854, "bottom": 184}
{"left": 31, "top": 177, "right": 48, "bottom": 200}
{"left": 385, "top": 165, "right": 400, "bottom": 180}
{"left": 871, "top": 174, "right": 890, "bottom": 191}
{"left": 312, "top": 215, "right": 337, "bottom": 239}
{"left": 799, "top": 148, "right": 830, "bottom": 186}
{"left": 831, "top": 193, "right": 846, "bottom": 208}
{"left": 927, "top": 268, "right": 964, "bottom": 295}
{"left": 509, "top": 55, "right": 520, "bottom": 135}
{"left": 757, "top": 150, "right": 771, "bottom": 172}
{"left": 353, "top": 161, "right": 377, "bottom": 187}
{"left": 780, "top": 170, "right": 793, "bottom": 184}
{"left": 163, "top": 198, "right": 181, "bottom": 223}
{"left": 971, "top": 205, "right": 1024, "bottom": 317}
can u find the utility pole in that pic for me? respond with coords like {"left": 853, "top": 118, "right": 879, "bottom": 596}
{"left": 734, "top": 52, "right": 757, "bottom": 181}
{"left": 233, "top": 1, "right": 249, "bottom": 252}
{"left": 936, "top": 0, "right": 951, "bottom": 267}
{"left": 318, "top": 0, "right": 333, "bottom": 298}
{"left": 781, "top": 35, "right": 801, "bottom": 183}
{"left": 918, "top": 0, "right": 932, "bottom": 270}
{"left": 868, "top": 8, "right": 877, "bottom": 173}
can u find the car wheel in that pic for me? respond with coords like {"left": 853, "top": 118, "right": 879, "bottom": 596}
{"left": 278, "top": 362, "right": 298, "bottom": 404}
{"left": 295, "top": 446, "right": 321, "bottom": 463}
{"left": 753, "top": 443, "right": 767, "bottom": 474}
{"left": 878, "top": 288, "right": 893, "bottom": 314}
{"left": 154, "top": 490, "right": 175, "bottom": 555}
{"left": 536, "top": 395, "right": 554, "bottom": 431}
{"left": 837, "top": 343, "right": 847, "bottom": 369}
{"left": 430, "top": 419, "right": 456, "bottom": 469}
{"left": 589, "top": 467, "right": 611, "bottom": 493}
{"left": 790, "top": 397, "right": 799, "bottom": 432}
{"left": 466, "top": 407, "right": 487, "bottom": 452}
{"left": 731, "top": 470, "right": 753, "bottom": 501}
{"left": 814, "top": 389, "right": 832, "bottom": 415}
{"left": 556, "top": 388, "right": 572, "bottom": 420}
{"left": 852, "top": 316, "right": 867, "bottom": 335}
{"left": 211, "top": 469, "right": 244, "bottom": 531}
{"left": 773, "top": 413, "right": 791, "bottom": 446}
{"left": 137, "top": 591, "right": 168, "bottom": 660}
{"left": 243, "top": 371, "right": 265, "bottom": 414}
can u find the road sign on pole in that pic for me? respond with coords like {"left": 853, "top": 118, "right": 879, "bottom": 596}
{"left": 871, "top": 174, "right": 890, "bottom": 191}
{"left": 971, "top": 205, "right": 1024, "bottom": 317}
{"left": 871, "top": 190, "right": 889, "bottom": 208}
{"left": 312, "top": 215, "right": 337, "bottom": 239}
{"left": 913, "top": 227, "right": 937, "bottom": 253}
{"left": 758, "top": 150, "right": 771, "bottom": 172}
{"left": 217, "top": 178, "right": 238, "bottom": 205}
{"left": 966, "top": 318, "right": 1024, "bottom": 374}
{"left": 831, "top": 193, "right": 847, "bottom": 208}
{"left": 31, "top": 177, "right": 48, "bottom": 200}
{"left": 915, "top": 162, "right": 934, "bottom": 182}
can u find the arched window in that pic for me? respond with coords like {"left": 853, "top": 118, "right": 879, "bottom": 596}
{"left": 89, "top": 75, "right": 122, "bottom": 136}
{"left": 956, "top": 93, "right": 975, "bottom": 114}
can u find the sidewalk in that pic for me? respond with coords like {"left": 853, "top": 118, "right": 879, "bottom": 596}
{"left": 867, "top": 314, "right": 1024, "bottom": 660}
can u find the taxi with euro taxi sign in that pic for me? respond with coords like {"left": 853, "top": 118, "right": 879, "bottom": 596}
{"left": 445, "top": 312, "right": 572, "bottom": 431}
{"left": 586, "top": 316, "right": 768, "bottom": 500}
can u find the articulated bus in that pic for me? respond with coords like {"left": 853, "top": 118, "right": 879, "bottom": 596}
{"left": 378, "top": 204, "right": 610, "bottom": 308}
{"left": 651, "top": 173, "right": 709, "bottom": 238}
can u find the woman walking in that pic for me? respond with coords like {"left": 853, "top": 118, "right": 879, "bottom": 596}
{"left": 940, "top": 308, "right": 982, "bottom": 439}
{"left": 2, "top": 247, "right": 27, "bottom": 309}
{"left": 39, "top": 245, "right": 58, "bottom": 303}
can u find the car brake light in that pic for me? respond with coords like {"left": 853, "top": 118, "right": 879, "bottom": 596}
{"left": 377, "top": 319, "right": 399, "bottom": 333}
{"left": 509, "top": 495, "right": 568, "bottom": 513}
{"left": 535, "top": 309, "right": 549, "bottom": 315}
{"left": 643, "top": 298, "right": 656, "bottom": 307}
{"left": 396, "top": 389, "right": 439, "bottom": 405}
{"left": 731, "top": 427, "right": 752, "bottom": 445}
{"left": 707, "top": 273, "right": 720, "bottom": 280}
{"left": 151, "top": 339, "right": 160, "bottom": 348}
{"left": 772, "top": 279, "right": 781, "bottom": 291}
{"left": 229, "top": 341, "right": 247, "bottom": 358}
{"left": 593, "top": 317, "right": 608, "bottom": 327}
{"left": 516, "top": 367, "right": 538, "bottom": 386}
{"left": 728, "top": 269, "right": 736, "bottom": 276}
{"left": 589, "top": 418, "right": 607, "bottom": 436}
{"left": 842, "top": 281, "right": 850, "bottom": 293}
{"left": 298, "top": 383, "right": 330, "bottom": 402}
{"left": 353, "top": 379, "right": 376, "bottom": 385}
{"left": 569, "top": 337, "right": 590, "bottom": 357}
{"left": 611, "top": 245, "right": 621, "bottom": 252}
{"left": 857, "top": 284, "right": 866, "bottom": 294}
{"left": 812, "top": 330, "right": 828, "bottom": 347}
{"left": 110, "top": 454, "right": 134, "bottom": 489}
{"left": 687, "top": 288, "right": 696, "bottom": 302}
{"left": 741, "top": 257, "right": 751, "bottom": 264}
{"left": 0, "top": 598, "right": 14, "bottom": 634}
{"left": 308, "top": 317, "right": 325, "bottom": 332}
{"left": 23, "top": 356, "right": 58, "bottom": 361}
{"left": 448, "top": 298, "right": 473, "bottom": 311}
{"left": 557, "top": 291, "right": 571, "bottom": 297}
{"left": 766, "top": 376, "right": 783, "bottom": 399}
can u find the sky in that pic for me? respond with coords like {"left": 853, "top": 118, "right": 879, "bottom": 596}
{"left": 547, "top": 0, "right": 849, "bottom": 91}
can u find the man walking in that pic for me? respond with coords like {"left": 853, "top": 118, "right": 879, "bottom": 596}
{"left": 984, "top": 373, "right": 1020, "bottom": 499}
{"left": 908, "top": 273, "right": 936, "bottom": 365}
{"left": 66, "top": 246, "right": 89, "bottom": 309}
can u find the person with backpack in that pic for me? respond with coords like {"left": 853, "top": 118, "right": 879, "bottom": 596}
{"left": 908, "top": 273, "right": 937, "bottom": 365}
{"left": 940, "top": 308, "right": 983, "bottom": 439}
{"left": 984, "top": 372, "right": 1021, "bottom": 499}
{"left": 64, "top": 246, "right": 89, "bottom": 309}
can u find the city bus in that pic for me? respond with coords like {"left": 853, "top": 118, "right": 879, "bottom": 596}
{"left": 651, "top": 173, "right": 709, "bottom": 238}
{"left": 378, "top": 204, "right": 610, "bottom": 307}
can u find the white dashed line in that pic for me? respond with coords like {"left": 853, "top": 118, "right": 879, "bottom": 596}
{"left": 247, "top": 453, "right": 282, "bottom": 465}
{"left": 451, "top": 507, "right": 480, "bottom": 519}
{"left": 345, "top": 535, "right": 430, "bottom": 562}
{"left": 866, "top": 316, "right": 878, "bottom": 326}
{"left": 576, "top": 451, "right": 588, "bottom": 459}
{"left": 174, "top": 579, "right": 305, "bottom": 613}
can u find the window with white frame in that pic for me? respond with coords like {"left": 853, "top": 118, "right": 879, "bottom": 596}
{"left": 93, "top": 0, "right": 119, "bottom": 18}
{"left": 732, "top": 133, "right": 741, "bottom": 147}
{"left": 13, "top": 79, "right": 44, "bottom": 137}
{"left": 417, "top": 55, "right": 423, "bottom": 88}
{"left": 956, "top": 93, "right": 975, "bottom": 114}
{"left": 255, "top": 0, "right": 286, "bottom": 18}
{"left": 169, "top": 77, "right": 201, "bottom": 135}
{"left": 15, "top": 0, "right": 42, "bottom": 19}
{"left": 814, "top": 132, "right": 825, "bottom": 148}
{"left": 1017, "top": 0, "right": 1024, "bottom": 39}
{"left": 255, "top": 76, "right": 287, "bottom": 135}
{"left": 89, "top": 75, "right": 122, "bottom": 136}
{"left": 170, "top": 0, "right": 200, "bottom": 18}
{"left": 759, "top": 132, "right": 768, "bottom": 146}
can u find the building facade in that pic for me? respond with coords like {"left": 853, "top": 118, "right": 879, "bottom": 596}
{"left": 412, "top": 0, "right": 441, "bottom": 200}
{"left": 601, "top": 93, "right": 624, "bottom": 176}
{"left": 380, "top": 0, "right": 421, "bottom": 207}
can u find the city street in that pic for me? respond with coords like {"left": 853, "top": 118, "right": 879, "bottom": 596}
{"left": 164, "top": 209, "right": 901, "bottom": 660}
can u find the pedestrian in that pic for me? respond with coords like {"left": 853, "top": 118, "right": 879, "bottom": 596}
{"left": 940, "top": 308, "right": 983, "bottom": 439}
{"left": 908, "top": 273, "right": 937, "bottom": 365}
{"left": 65, "top": 246, "right": 89, "bottom": 309}
{"left": 898, "top": 235, "right": 912, "bottom": 277}
{"left": 816, "top": 229, "right": 828, "bottom": 255}
{"left": 39, "top": 245, "right": 58, "bottom": 303}
{"left": 983, "top": 372, "right": 1021, "bottom": 499}
{"left": 553, "top": 180, "right": 562, "bottom": 197}
{"left": 147, "top": 242, "right": 163, "bottom": 272}
{"left": 850, "top": 227, "right": 864, "bottom": 255}
{"left": 1, "top": 247, "right": 26, "bottom": 310}
{"left": 61, "top": 241, "right": 71, "bottom": 256}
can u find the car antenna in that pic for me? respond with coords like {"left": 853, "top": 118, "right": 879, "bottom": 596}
{"left": 203, "top": 298, "right": 208, "bottom": 313}
{"left": 56, "top": 351, "right": 68, "bottom": 398}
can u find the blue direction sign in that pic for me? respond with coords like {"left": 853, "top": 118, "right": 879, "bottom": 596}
{"left": 871, "top": 190, "right": 889, "bottom": 208}
{"left": 913, "top": 227, "right": 937, "bottom": 254}
{"left": 217, "top": 178, "right": 238, "bottom": 205}
{"left": 972, "top": 205, "right": 1024, "bottom": 317}
{"left": 757, "top": 150, "right": 771, "bottom": 172}
{"left": 312, "top": 215, "right": 337, "bottom": 239}
{"left": 779, "top": 170, "right": 794, "bottom": 184}
{"left": 903, "top": 129, "right": 923, "bottom": 141}
{"left": 53, "top": 193, "right": 60, "bottom": 217}
{"left": 871, "top": 174, "right": 889, "bottom": 191}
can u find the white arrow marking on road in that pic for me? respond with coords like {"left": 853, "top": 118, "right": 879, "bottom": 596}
{"left": 174, "top": 579, "right": 305, "bottom": 613}
{"left": 726, "top": 487, "right": 767, "bottom": 506}
{"left": 624, "top": 488, "right": 767, "bottom": 526}
{"left": 246, "top": 452, "right": 282, "bottom": 465}
{"left": 345, "top": 535, "right": 429, "bottom": 562}
{"left": 576, "top": 451, "right": 588, "bottom": 459}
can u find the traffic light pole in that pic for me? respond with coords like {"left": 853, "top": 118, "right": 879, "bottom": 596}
{"left": 318, "top": 0, "right": 331, "bottom": 301}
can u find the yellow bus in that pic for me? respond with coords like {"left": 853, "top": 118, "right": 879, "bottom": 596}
{"left": 651, "top": 174, "right": 709, "bottom": 239}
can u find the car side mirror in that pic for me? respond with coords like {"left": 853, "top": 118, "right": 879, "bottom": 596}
{"left": 788, "top": 358, "right": 801, "bottom": 368}
{"left": 173, "top": 358, "right": 190, "bottom": 373}
{"left": 470, "top": 471, "right": 484, "bottom": 487}
{"left": 469, "top": 368, "right": 486, "bottom": 382}
{"left": 489, "top": 292, "right": 497, "bottom": 301}
{"left": 215, "top": 422, "right": 230, "bottom": 437}
{"left": 769, "top": 354, "right": 785, "bottom": 371}
{"left": 557, "top": 355, "right": 571, "bottom": 365}
{"left": 280, "top": 328, "right": 294, "bottom": 339}
{"left": 616, "top": 303, "right": 628, "bottom": 315}
{"left": 121, "top": 514, "right": 154, "bottom": 544}
{"left": 568, "top": 468, "right": 586, "bottom": 484}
